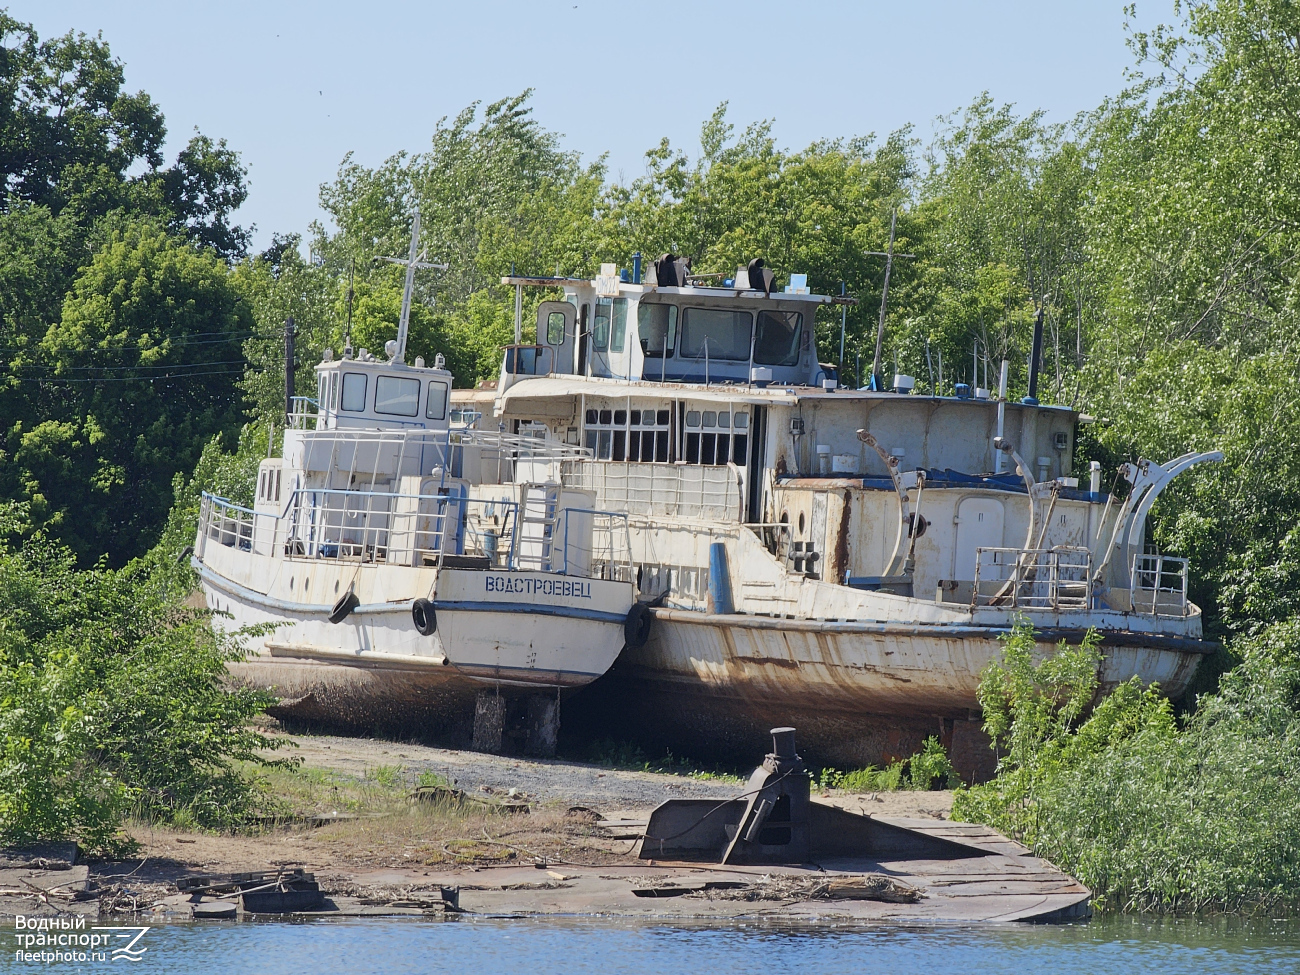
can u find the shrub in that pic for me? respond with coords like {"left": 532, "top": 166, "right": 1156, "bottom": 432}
{"left": 0, "top": 503, "right": 278, "bottom": 850}
{"left": 954, "top": 617, "right": 1300, "bottom": 914}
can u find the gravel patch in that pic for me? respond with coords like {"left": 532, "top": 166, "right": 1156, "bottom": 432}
{"left": 279, "top": 733, "right": 743, "bottom": 814}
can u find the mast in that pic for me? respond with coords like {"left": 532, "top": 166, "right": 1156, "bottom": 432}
{"left": 864, "top": 209, "right": 915, "bottom": 390}
{"left": 377, "top": 209, "right": 448, "bottom": 364}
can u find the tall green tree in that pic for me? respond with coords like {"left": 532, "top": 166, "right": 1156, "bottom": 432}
{"left": 3, "top": 225, "right": 250, "bottom": 564}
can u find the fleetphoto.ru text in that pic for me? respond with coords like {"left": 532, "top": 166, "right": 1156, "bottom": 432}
{"left": 11, "top": 915, "right": 150, "bottom": 964}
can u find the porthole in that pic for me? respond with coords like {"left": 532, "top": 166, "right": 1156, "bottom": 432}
{"left": 798, "top": 512, "right": 806, "bottom": 534}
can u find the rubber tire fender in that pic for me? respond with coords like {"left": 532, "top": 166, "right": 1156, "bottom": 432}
{"left": 412, "top": 597, "right": 437, "bottom": 636}
{"left": 329, "top": 591, "right": 360, "bottom": 624}
{"left": 624, "top": 602, "right": 653, "bottom": 650}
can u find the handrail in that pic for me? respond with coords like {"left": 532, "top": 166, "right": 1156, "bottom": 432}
{"left": 558, "top": 508, "right": 633, "bottom": 582}
{"left": 198, "top": 487, "right": 628, "bottom": 582}
{"left": 1129, "top": 553, "right": 1189, "bottom": 617}
{"left": 200, "top": 488, "right": 518, "bottom": 568}
{"left": 973, "top": 546, "right": 1092, "bottom": 612}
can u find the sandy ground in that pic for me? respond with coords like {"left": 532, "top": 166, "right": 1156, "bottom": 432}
{"left": 80, "top": 731, "right": 956, "bottom": 918}
{"left": 102, "top": 732, "right": 951, "bottom": 875}
{"left": 278, "top": 731, "right": 743, "bottom": 813}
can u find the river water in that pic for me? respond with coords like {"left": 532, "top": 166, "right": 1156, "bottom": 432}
{"left": 6, "top": 915, "right": 1300, "bottom": 974}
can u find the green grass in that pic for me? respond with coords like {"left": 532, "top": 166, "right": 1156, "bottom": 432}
{"left": 816, "top": 737, "right": 956, "bottom": 792}
{"left": 578, "top": 738, "right": 745, "bottom": 784}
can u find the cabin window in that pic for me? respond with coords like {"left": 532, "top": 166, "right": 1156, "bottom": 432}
{"left": 682, "top": 405, "right": 746, "bottom": 466}
{"left": 610, "top": 299, "right": 628, "bottom": 353}
{"left": 680, "top": 308, "right": 752, "bottom": 360}
{"left": 341, "top": 372, "right": 367, "bottom": 411}
{"left": 317, "top": 375, "right": 326, "bottom": 406}
{"left": 584, "top": 402, "right": 671, "bottom": 463}
{"left": 274, "top": 469, "right": 281, "bottom": 501}
{"left": 329, "top": 371, "right": 340, "bottom": 410}
{"left": 546, "top": 312, "right": 566, "bottom": 345}
{"left": 375, "top": 375, "right": 421, "bottom": 416}
{"left": 592, "top": 300, "right": 610, "bottom": 351}
{"left": 753, "top": 310, "right": 804, "bottom": 366}
{"left": 639, "top": 303, "right": 677, "bottom": 358}
{"left": 426, "top": 380, "right": 449, "bottom": 420}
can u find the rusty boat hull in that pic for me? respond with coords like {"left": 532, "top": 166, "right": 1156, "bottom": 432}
{"left": 566, "top": 609, "right": 1214, "bottom": 781}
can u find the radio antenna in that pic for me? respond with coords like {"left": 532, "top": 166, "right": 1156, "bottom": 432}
{"left": 864, "top": 208, "right": 916, "bottom": 390}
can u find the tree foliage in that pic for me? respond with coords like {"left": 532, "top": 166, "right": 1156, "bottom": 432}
{"left": 0, "top": 503, "right": 278, "bottom": 850}
{"left": 2, "top": 226, "right": 250, "bottom": 565}
{"left": 955, "top": 619, "right": 1300, "bottom": 914}
{"left": 0, "top": 12, "right": 253, "bottom": 565}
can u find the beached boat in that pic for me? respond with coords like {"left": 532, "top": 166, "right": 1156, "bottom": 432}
{"left": 467, "top": 255, "right": 1221, "bottom": 779}
{"left": 193, "top": 218, "right": 638, "bottom": 755}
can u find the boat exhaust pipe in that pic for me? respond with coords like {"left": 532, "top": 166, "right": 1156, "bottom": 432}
{"left": 1025, "top": 299, "right": 1045, "bottom": 404}
{"left": 708, "top": 542, "right": 735, "bottom": 615}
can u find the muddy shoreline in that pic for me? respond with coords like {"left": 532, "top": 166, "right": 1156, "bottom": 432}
{"left": 0, "top": 734, "right": 1091, "bottom": 925}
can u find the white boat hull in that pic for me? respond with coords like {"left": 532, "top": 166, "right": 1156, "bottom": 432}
{"left": 195, "top": 549, "right": 633, "bottom": 735}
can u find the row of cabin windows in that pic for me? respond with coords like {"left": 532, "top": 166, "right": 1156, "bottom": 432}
{"left": 638, "top": 304, "right": 804, "bottom": 366}
{"left": 580, "top": 300, "right": 803, "bottom": 368}
{"left": 582, "top": 407, "right": 748, "bottom": 466}
{"left": 259, "top": 468, "right": 282, "bottom": 503}
{"left": 684, "top": 408, "right": 749, "bottom": 466}
{"left": 318, "top": 372, "right": 449, "bottom": 420}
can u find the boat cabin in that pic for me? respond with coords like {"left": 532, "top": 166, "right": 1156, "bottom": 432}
{"left": 499, "top": 264, "right": 839, "bottom": 391}
{"left": 310, "top": 350, "right": 454, "bottom": 433}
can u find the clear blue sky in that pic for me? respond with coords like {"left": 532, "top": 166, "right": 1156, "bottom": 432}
{"left": 20, "top": 1, "right": 1177, "bottom": 252}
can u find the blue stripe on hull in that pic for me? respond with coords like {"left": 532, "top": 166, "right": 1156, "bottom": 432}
{"left": 195, "top": 560, "right": 628, "bottom": 625}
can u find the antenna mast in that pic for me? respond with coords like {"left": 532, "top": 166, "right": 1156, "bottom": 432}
{"left": 376, "top": 209, "right": 448, "bottom": 363}
{"left": 864, "top": 209, "right": 916, "bottom": 390}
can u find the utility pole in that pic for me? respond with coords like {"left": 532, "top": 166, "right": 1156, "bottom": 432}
{"left": 864, "top": 209, "right": 916, "bottom": 390}
{"left": 283, "top": 316, "right": 295, "bottom": 427}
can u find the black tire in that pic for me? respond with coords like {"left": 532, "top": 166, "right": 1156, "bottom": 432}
{"left": 624, "top": 602, "right": 653, "bottom": 650}
{"left": 329, "top": 591, "right": 359, "bottom": 624}
{"left": 412, "top": 597, "right": 437, "bottom": 636}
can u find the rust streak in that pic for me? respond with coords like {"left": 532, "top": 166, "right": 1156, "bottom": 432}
{"left": 834, "top": 488, "right": 852, "bottom": 583}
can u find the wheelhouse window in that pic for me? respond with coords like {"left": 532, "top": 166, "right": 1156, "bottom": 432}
{"left": 753, "top": 310, "right": 803, "bottom": 366}
{"left": 426, "top": 380, "right": 449, "bottom": 420}
{"left": 639, "top": 303, "right": 677, "bottom": 358}
{"left": 375, "top": 375, "right": 420, "bottom": 416}
{"left": 546, "top": 312, "right": 566, "bottom": 345}
{"left": 328, "top": 371, "right": 340, "bottom": 410}
{"left": 584, "top": 404, "right": 671, "bottom": 462}
{"left": 684, "top": 407, "right": 748, "bottom": 466}
{"left": 680, "top": 308, "right": 752, "bottom": 360}
{"left": 340, "top": 372, "right": 367, "bottom": 412}
{"left": 592, "top": 297, "right": 628, "bottom": 353}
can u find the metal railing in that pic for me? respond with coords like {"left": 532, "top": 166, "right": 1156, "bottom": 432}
{"left": 198, "top": 486, "right": 631, "bottom": 581}
{"left": 288, "top": 396, "right": 319, "bottom": 430}
{"left": 558, "top": 508, "right": 634, "bottom": 582}
{"left": 1130, "top": 553, "right": 1190, "bottom": 616}
{"left": 973, "top": 546, "right": 1093, "bottom": 611}
{"left": 200, "top": 489, "right": 517, "bottom": 568}
{"left": 560, "top": 460, "right": 743, "bottom": 522}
